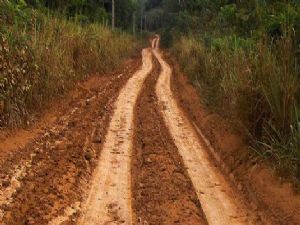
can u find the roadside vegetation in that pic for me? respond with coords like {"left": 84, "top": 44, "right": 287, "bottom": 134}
{"left": 145, "top": 0, "right": 300, "bottom": 179}
{"left": 0, "top": 0, "right": 139, "bottom": 128}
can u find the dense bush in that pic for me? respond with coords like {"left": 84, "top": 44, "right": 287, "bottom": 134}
{"left": 173, "top": 35, "right": 300, "bottom": 178}
{"left": 0, "top": 1, "right": 137, "bottom": 127}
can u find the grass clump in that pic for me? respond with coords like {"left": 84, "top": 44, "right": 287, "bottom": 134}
{"left": 0, "top": 1, "right": 138, "bottom": 127}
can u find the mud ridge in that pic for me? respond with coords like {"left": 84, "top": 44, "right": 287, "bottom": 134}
{"left": 131, "top": 54, "right": 208, "bottom": 225}
{"left": 77, "top": 48, "right": 153, "bottom": 225}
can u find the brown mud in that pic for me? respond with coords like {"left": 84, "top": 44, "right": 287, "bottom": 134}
{"left": 0, "top": 57, "right": 140, "bottom": 225}
{"left": 77, "top": 48, "right": 153, "bottom": 225}
{"left": 0, "top": 38, "right": 299, "bottom": 225}
{"left": 131, "top": 57, "right": 208, "bottom": 225}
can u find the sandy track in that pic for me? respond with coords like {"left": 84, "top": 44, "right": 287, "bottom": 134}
{"left": 153, "top": 47, "right": 261, "bottom": 225}
{"left": 131, "top": 56, "right": 208, "bottom": 225}
{"left": 78, "top": 48, "right": 153, "bottom": 225}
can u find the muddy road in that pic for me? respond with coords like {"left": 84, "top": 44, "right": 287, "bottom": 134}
{"left": 0, "top": 37, "right": 297, "bottom": 225}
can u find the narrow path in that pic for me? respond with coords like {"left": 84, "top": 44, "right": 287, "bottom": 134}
{"left": 153, "top": 47, "right": 261, "bottom": 225}
{"left": 78, "top": 48, "right": 153, "bottom": 225}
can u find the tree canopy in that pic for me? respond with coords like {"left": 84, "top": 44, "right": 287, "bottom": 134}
{"left": 22, "top": 0, "right": 140, "bottom": 30}
{"left": 144, "top": 0, "right": 300, "bottom": 41}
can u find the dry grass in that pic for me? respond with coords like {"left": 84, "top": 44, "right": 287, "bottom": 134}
{"left": 0, "top": 4, "right": 138, "bottom": 128}
{"left": 173, "top": 35, "right": 300, "bottom": 178}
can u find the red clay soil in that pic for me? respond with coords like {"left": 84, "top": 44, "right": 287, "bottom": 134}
{"left": 131, "top": 59, "right": 208, "bottom": 225}
{"left": 0, "top": 57, "right": 140, "bottom": 225}
{"left": 0, "top": 56, "right": 140, "bottom": 161}
{"left": 169, "top": 56, "right": 300, "bottom": 225}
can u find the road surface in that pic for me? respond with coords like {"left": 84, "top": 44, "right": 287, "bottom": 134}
{"left": 0, "top": 37, "right": 289, "bottom": 225}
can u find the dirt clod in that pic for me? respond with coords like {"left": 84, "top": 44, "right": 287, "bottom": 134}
{"left": 2, "top": 180, "right": 10, "bottom": 188}
{"left": 84, "top": 151, "right": 93, "bottom": 161}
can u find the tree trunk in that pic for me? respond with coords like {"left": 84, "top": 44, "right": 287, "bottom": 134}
{"left": 112, "top": 0, "right": 115, "bottom": 30}
{"left": 140, "top": 0, "right": 144, "bottom": 33}
{"left": 133, "top": 13, "right": 136, "bottom": 34}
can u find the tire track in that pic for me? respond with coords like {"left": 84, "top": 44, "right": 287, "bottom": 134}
{"left": 131, "top": 54, "right": 208, "bottom": 225}
{"left": 153, "top": 46, "right": 261, "bottom": 225}
{"left": 78, "top": 48, "right": 153, "bottom": 225}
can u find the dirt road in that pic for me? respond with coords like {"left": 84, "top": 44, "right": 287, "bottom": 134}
{"left": 0, "top": 37, "right": 295, "bottom": 225}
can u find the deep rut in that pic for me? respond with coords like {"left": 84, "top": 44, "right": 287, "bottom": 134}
{"left": 131, "top": 57, "right": 207, "bottom": 225}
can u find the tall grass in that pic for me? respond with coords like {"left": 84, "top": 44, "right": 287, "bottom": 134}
{"left": 0, "top": 2, "right": 138, "bottom": 127}
{"left": 173, "top": 35, "right": 300, "bottom": 178}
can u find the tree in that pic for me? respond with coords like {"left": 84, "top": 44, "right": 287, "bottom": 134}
{"left": 112, "top": 0, "right": 115, "bottom": 29}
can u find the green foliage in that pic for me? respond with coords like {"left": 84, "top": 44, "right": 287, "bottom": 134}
{"left": 173, "top": 35, "right": 300, "bottom": 178}
{"left": 146, "top": 0, "right": 300, "bottom": 178}
{"left": 18, "top": 0, "right": 141, "bottom": 30}
{"left": 0, "top": 1, "right": 138, "bottom": 127}
{"left": 219, "top": 4, "right": 237, "bottom": 25}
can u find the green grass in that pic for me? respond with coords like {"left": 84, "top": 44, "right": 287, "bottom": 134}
{"left": 0, "top": 1, "right": 138, "bottom": 127}
{"left": 172, "top": 35, "right": 300, "bottom": 179}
